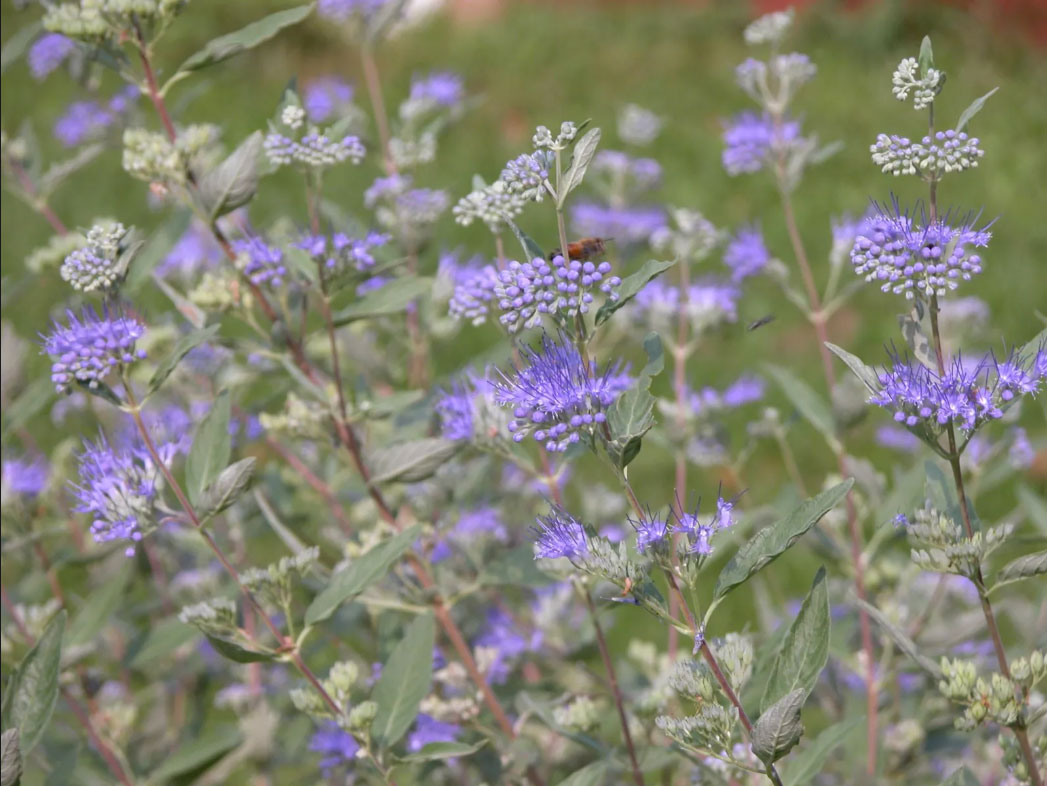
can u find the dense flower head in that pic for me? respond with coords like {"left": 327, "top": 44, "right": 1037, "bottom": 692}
{"left": 435, "top": 373, "right": 505, "bottom": 442}
{"left": 570, "top": 203, "right": 667, "bottom": 246}
{"left": 722, "top": 111, "right": 801, "bottom": 175}
{"left": 494, "top": 334, "right": 631, "bottom": 452}
{"left": 891, "top": 56, "right": 942, "bottom": 110}
{"left": 309, "top": 721, "right": 359, "bottom": 776}
{"left": 591, "top": 150, "right": 662, "bottom": 192}
{"left": 303, "top": 77, "right": 354, "bottom": 123}
{"left": 688, "top": 375, "right": 765, "bottom": 416}
{"left": 870, "top": 347, "right": 1046, "bottom": 433}
{"left": 850, "top": 202, "right": 992, "bottom": 299}
{"left": 673, "top": 494, "right": 738, "bottom": 555}
{"left": 264, "top": 130, "right": 365, "bottom": 168}
{"left": 2, "top": 457, "right": 50, "bottom": 502}
{"left": 60, "top": 221, "right": 129, "bottom": 292}
{"left": 443, "top": 255, "right": 499, "bottom": 325}
{"left": 533, "top": 504, "right": 589, "bottom": 560}
{"left": 43, "top": 306, "right": 146, "bottom": 394}
{"left": 630, "top": 511, "right": 669, "bottom": 553}
{"left": 453, "top": 180, "right": 526, "bottom": 230}
{"left": 409, "top": 70, "right": 465, "bottom": 108}
{"left": 494, "top": 255, "right": 622, "bottom": 332}
{"left": 71, "top": 434, "right": 163, "bottom": 556}
{"left": 617, "top": 103, "right": 663, "bottom": 146}
{"left": 723, "top": 224, "right": 769, "bottom": 281}
{"left": 870, "top": 129, "right": 983, "bottom": 178}
{"left": 232, "top": 237, "right": 287, "bottom": 289}
{"left": 28, "top": 33, "right": 76, "bottom": 79}
{"left": 366, "top": 174, "right": 449, "bottom": 231}
{"left": 500, "top": 151, "right": 553, "bottom": 201}
{"left": 294, "top": 231, "right": 389, "bottom": 277}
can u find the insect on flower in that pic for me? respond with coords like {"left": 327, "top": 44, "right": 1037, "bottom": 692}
{"left": 549, "top": 237, "right": 612, "bottom": 261}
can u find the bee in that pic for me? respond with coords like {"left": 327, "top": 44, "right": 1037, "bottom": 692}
{"left": 747, "top": 314, "right": 776, "bottom": 332}
{"left": 549, "top": 237, "right": 610, "bottom": 261}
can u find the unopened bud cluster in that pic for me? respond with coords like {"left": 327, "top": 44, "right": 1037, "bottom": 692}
{"left": 553, "top": 696, "right": 600, "bottom": 732}
{"left": 938, "top": 658, "right": 1022, "bottom": 730}
{"left": 123, "top": 125, "right": 218, "bottom": 184}
{"left": 265, "top": 103, "right": 365, "bottom": 169}
{"left": 906, "top": 505, "right": 1012, "bottom": 578}
{"left": 655, "top": 704, "right": 737, "bottom": 753}
{"left": 871, "top": 130, "right": 983, "bottom": 178}
{"left": 178, "top": 597, "right": 238, "bottom": 636}
{"left": 60, "top": 221, "right": 130, "bottom": 292}
{"left": 532, "top": 121, "right": 578, "bottom": 150}
{"left": 241, "top": 547, "right": 319, "bottom": 610}
{"left": 892, "top": 57, "right": 943, "bottom": 110}
{"left": 45, "top": 0, "right": 188, "bottom": 41}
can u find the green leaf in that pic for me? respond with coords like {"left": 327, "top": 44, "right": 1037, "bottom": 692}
{"left": 555, "top": 760, "right": 612, "bottom": 786}
{"left": 283, "top": 246, "right": 320, "bottom": 284}
{"left": 995, "top": 550, "right": 1047, "bottom": 586}
{"left": 305, "top": 526, "right": 421, "bottom": 626}
{"left": 956, "top": 87, "right": 999, "bottom": 133}
{"left": 762, "top": 567, "right": 830, "bottom": 712}
{"left": 397, "top": 740, "right": 486, "bottom": 762}
{"left": 147, "top": 325, "right": 220, "bottom": 395}
{"left": 940, "top": 766, "right": 980, "bottom": 786}
{"left": 367, "top": 438, "right": 460, "bottom": 485}
{"left": 124, "top": 211, "right": 193, "bottom": 294}
{"left": 332, "top": 277, "right": 433, "bottom": 325}
{"left": 197, "top": 131, "right": 263, "bottom": 219}
{"left": 752, "top": 688, "right": 805, "bottom": 764}
{"left": 605, "top": 386, "right": 655, "bottom": 470}
{"left": 1, "top": 378, "right": 53, "bottom": 439}
{"left": 199, "top": 457, "right": 256, "bottom": 516}
{"left": 918, "top": 35, "right": 935, "bottom": 78}
{"left": 898, "top": 299, "right": 936, "bottom": 370}
{"left": 714, "top": 479, "right": 853, "bottom": 602}
{"left": 856, "top": 598, "right": 941, "bottom": 678}
{"left": 37, "top": 144, "right": 105, "bottom": 198}
{"left": 176, "top": 5, "right": 314, "bottom": 73}
{"left": 1018, "top": 484, "right": 1047, "bottom": 534}
{"left": 67, "top": 564, "right": 131, "bottom": 647}
{"left": 371, "top": 613, "right": 435, "bottom": 749}
{"left": 149, "top": 724, "right": 242, "bottom": 781}
{"left": 205, "top": 635, "right": 275, "bottom": 664}
{"left": 0, "top": 610, "right": 66, "bottom": 754}
{"left": 557, "top": 127, "right": 601, "bottom": 208}
{"left": 783, "top": 715, "right": 862, "bottom": 786}
{"left": 595, "top": 259, "right": 675, "bottom": 326}
{"left": 639, "top": 331, "right": 664, "bottom": 385}
{"left": 825, "top": 342, "right": 880, "bottom": 395}
{"left": 1, "top": 22, "right": 40, "bottom": 74}
{"left": 504, "top": 217, "right": 545, "bottom": 261}
{"left": 0, "top": 729, "right": 21, "bottom": 786}
{"left": 765, "top": 364, "right": 840, "bottom": 452}
{"left": 126, "top": 618, "right": 196, "bottom": 669}
{"left": 186, "top": 390, "right": 232, "bottom": 504}
{"left": 480, "top": 545, "right": 552, "bottom": 587}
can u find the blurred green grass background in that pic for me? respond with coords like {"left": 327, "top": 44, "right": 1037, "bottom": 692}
{"left": 2, "top": 0, "right": 1045, "bottom": 624}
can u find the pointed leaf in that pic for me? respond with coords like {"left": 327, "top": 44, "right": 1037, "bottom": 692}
{"left": 918, "top": 36, "right": 935, "bottom": 77}
{"left": 605, "top": 386, "right": 655, "bottom": 469}
{"left": 371, "top": 613, "right": 435, "bottom": 748}
{"left": 176, "top": 5, "right": 314, "bottom": 72}
{"left": 67, "top": 564, "right": 131, "bottom": 647}
{"left": 149, "top": 725, "right": 242, "bottom": 781}
{"left": 398, "top": 740, "right": 486, "bottom": 762}
{"left": 0, "top": 610, "right": 66, "bottom": 754}
{"left": 995, "top": 550, "right": 1047, "bottom": 586}
{"left": 752, "top": 688, "right": 805, "bottom": 764}
{"left": 765, "top": 364, "right": 839, "bottom": 451}
{"left": 0, "top": 729, "right": 20, "bottom": 786}
{"left": 305, "top": 526, "right": 421, "bottom": 626}
{"left": 826, "top": 342, "right": 880, "bottom": 395}
{"left": 714, "top": 479, "right": 853, "bottom": 601}
{"left": 199, "top": 457, "right": 256, "bottom": 516}
{"left": 332, "top": 277, "right": 432, "bottom": 324}
{"left": 940, "top": 766, "right": 980, "bottom": 786}
{"left": 367, "top": 438, "right": 460, "bottom": 485}
{"left": 762, "top": 567, "right": 830, "bottom": 712}
{"left": 898, "top": 299, "right": 936, "bottom": 370}
{"left": 198, "top": 132, "right": 263, "bottom": 219}
{"left": 595, "top": 259, "right": 675, "bottom": 326}
{"left": 205, "top": 635, "right": 275, "bottom": 664}
{"left": 147, "top": 324, "right": 220, "bottom": 394}
{"left": 504, "top": 217, "right": 545, "bottom": 261}
{"left": 856, "top": 598, "right": 941, "bottom": 678}
{"left": 956, "top": 87, "right": 998, "bottom": 133}
{"left": 186, "top": 390, "right": 232, "bottom": 504}
{"left": 557, "top": 127, "right": 601, "bottom": 207}
{"left": 784, "top": 715, "right": 862, "bottom": 786}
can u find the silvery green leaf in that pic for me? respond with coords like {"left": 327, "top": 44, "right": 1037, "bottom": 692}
{"left": 126, "top": 618, "right": 196, "bottom": 669}
{"left": 918, "top": 36, "right": 935, "bottom": 77}
{"left": 198, "top": 131, "right": 263, "bottom": 219}
{"left": 397, "top": 740, "right": 486, "bottom": 763}
{"left": 283, "top": 246, "right": 321, "bottom": 284}
{"left": 640, "top": 332, "right": 664, "bottom": 383}
{"left": 148, "top": 725, "right": 243, "bottom": 781}
{"left": 557, "top": 127, "right": 601, "bottom": 208}
{"left": 76, "top": 379, "right": 122, "bottom": 407}
{"left": 825, "top": 342, "right": 881, "bottom": 395}
{"left": 205, "top": 635, "right": 275, "bottom": 664}
{"left": 371, "top": 613, "right": 435, "bottom": 748}
{"left": 0, "top": 610, "right": 66, "bottom": 755}
{"left": 940, "top": 766, "right": 980, "bottom": 786}
{"left": 898, "top": 299, "right": 937, "bottom": 370}
{"left": 367, "top": 438, "right": 460, "bottom": 485}
{"left": 605, "top": 386, "right": 655, "bottom": 470}
{"left": 37, "top": 143, "right": 104, "bottom": 197}
{"left": 956, "top": 87, "right": 998, "bottom": 133}
{"left": 762, "top": 567, "right": 830, "bottom": 712}
{"left": 147, "top": 324, "right": 221, "bottom": 395}
{"left": 504, "top": 217, "right": 545, "bottom": 261}
{"left": 555, "top": 760, "right": 613, "bottom": 786}
{"left": 995, "top": 550, "right": 1047, "bottom": 586}
{"left": 595, "top": 259, "right": 676, "bottom": 326}
{"left": 714, "top": 479, "right": 853, "bottom": 601}
{"left": 305, "top": 526, "right": 421, "bottom": 626}
{"left": 200, "top": 458, "right": 256, "bottom": 516}
{"left": 752, "top": 688, "right": 805, "bottom": 764}
{"left": 67, "top": 564, "right": 131, "bottom": 647}
{"left": 1, "top": 22, "right": 40, "bottom": 74}
{"left": 783, "top": 715, "right": 862, "bottom": 786}
{"left": 0, "top": 729, "right": 21, "bottom": 786}
{"left": 186, "top": 390, "right": 232, "bottom": 504}
{"left": 765, "top": 364, "right": 841, "bottom": 453}
{"left": 332, "top": 277, "right": 432, "bottom": 324}
{"left": 112, "top": 234, "right": 145, "bottom": 280}
{"left": 176, "top": 5, "right": 314, "bottom": 73}
{"left": 856, "top": 598, "right": 941, "bottom": 678}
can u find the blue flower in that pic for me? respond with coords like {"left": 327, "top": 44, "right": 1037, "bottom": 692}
{"left": 533, "top": 505, "right": 589, "bottom": 560}
{"left": 232, "top": 237, "right": 287, "bottom": 289}
{"left": 494, "top": 333, "right": 631, "bottom": 452}
{"left": 722, "top": 111, "right": 801, "bottom": 175}
{"left": 570, "top": 203, "right": 667, "bottom": 246}
{"left": 723, "top": 224, "right": 769, "bottom": 281}
{"left": 28, "top": 34, "right": 75, "bottom": 80}
{"left": 304, "top": 77, "right": 354, "bottom": 123}
{"left": 295, "top": 231, "right": 389, "bottom": 277}
{"left": 407, "top": 714, "right": 461, "bottom": 752}
{"left": 156, "top": 221, "right": 223, "bottom": 280}
{"left": 409, "top": 71, "right": 465, "bottom": 107}
{"left": 309, "top": 721, "right": 359, "bottom": 775}
{"left": 316, "top": 0, "right": 391, "bottom": 21}
{"left": 43, "top": 306, "right": 146, "bottom": 394}
{"left": 874, "top": 424, "right": 921, "bottom": 453}
{"left": 443, "top": 254, "right": 499, "bottom": 325}
{"left": 2, "top": 456, "right": 49, "bottom": 500}
{"left": 673, "top": 494, "right": 738, "bottom": 555}
{"left": 630, "top": 512, "right": 668, "bottom": 553}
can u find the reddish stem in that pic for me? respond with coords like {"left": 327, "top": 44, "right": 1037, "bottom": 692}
{"left": 5, "top": 156, "right": 68, "bottom": 235}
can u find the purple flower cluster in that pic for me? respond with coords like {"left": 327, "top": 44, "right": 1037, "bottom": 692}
{"left": 870, "top": 129, "right": 983, "bottom": 177}
{"left": 590, "top": 150, "right": 662, "bottom": 192}
{"left": 232, "top": 237, "right": 287, "bottom": 289}
{"left": 308, "top": 721, "right": 359, "bottom": 776}
{"left": 54, "top": 86, "right": 139, "bottom": 147}
{"left": 722, "top": 111, "right": 801, "bottom": 175}
{"left": 407, "top": 714, "right": 462, "bottom": 752}
{"left": 723, "top": 225, "right": 770, "bottom": 282}
{"left": 365, "top": 174, "right": 449, "bottom": 227}
{"left": 494, "top": 334, "right": 631, "bottom": 452}
{"left": 630, "top": 512, "right": 669, "bottom": 554}
{"left": 475, "top": 607, "right": 540, "bottom": 683}
{"left": 870, "top": 348, "right": 1046, "bottom": 433}
{"left": 409, "top": 71, "right": 465, "bottom": 107}
{"left": 28, "top": 34, "right": 75, "bottom": 80}
{"left": 631, "top": 278, "right": 741, "bottom": 332}
{"left": 494, "top": 255, "right": 621, "bottom": 333}
{"left": 500, "top": 152, "right": 551, "bottom": 198}
{"left": 874, "top": 424, "right": 922, "bottom": 453}
{"left": 443, "top": 255, "right": 499, "bottom": 325}
{"left": 673, "top": 495, "right": 738, "bottom": 555}
{"left": 43, "top": 307, "right": 146, "bottom": 394}
{"left": 850, "top": 203, "right": 992, "bottom": 299}
{"left": 436, "top": 375, "right": 483, "bottom": 441}
{"left": 569, "top": 203, "right": 667, "bottom": 246}
{"left": 71, "top": 435, "right": 163, "bottom": 556}
{"left": 263, "top": 131, "right": 365, "bottom": 168}
{"left": 295, "top": 231, "right": 389, "bottom": 277}
{"left": 2, "top": 457, "right": 50, "bottom": 500}
{"left": 303, "top": 77, "right": 354, "bottom": 123}
{"left": 688, "top": 375, "right": 765, "bottom": 416}
{"left": 316, "top": 0, "right": 390, "bottom": 21}
{"left": 533, "top": 505, "right": 589, "bottom": 560}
